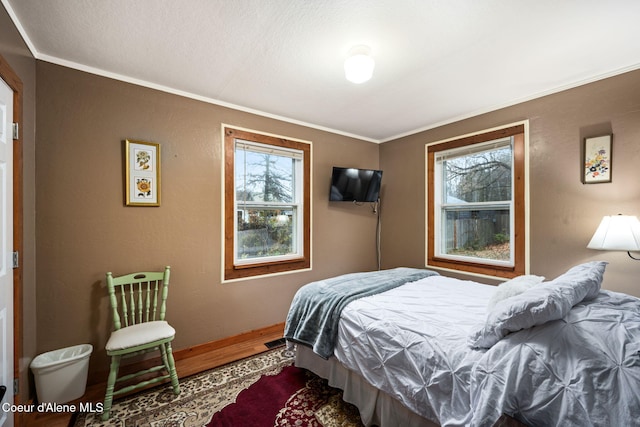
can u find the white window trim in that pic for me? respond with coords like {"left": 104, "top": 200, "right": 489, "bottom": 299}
{"left": 435, "top": 204, "right": 515, "bottom": 268}
{"left": 234, "top": 141, "right": 304, "bottom": 265}
{"left": 433, "top": 137, "right": 515, "bottom": 267}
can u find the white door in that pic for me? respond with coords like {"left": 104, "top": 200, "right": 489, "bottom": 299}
{"left": 0, "top": 77, "right": 14, "bottom": 427}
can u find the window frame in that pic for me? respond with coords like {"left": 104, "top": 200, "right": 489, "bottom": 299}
{"left": 426, "top": 123, "right": 527, "bottom": 278}
{"left": 224, "top": 126, "right": 311, "bottom": 281}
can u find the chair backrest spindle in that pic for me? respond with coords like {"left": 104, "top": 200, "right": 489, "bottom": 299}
{"left": 136, "top": 281, "right": 143, "bottom": 324}
{"left": 152, "top": 279, "right": 159, "bottom": 320}
{"left": 144, "top": 281, "right": 151, "bottom": 322}
{"left": 129, "top": 282, "right": 137, "bottom": 325}
{"left": 121, "top": 286, "right": 131, "bottom": 327}
{"left": 160, "top": 266, "right": 170, "bottom": 320}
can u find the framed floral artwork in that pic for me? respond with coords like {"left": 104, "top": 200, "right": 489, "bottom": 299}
{"left": 125, "top": 139, "right": 161, "bottom": 206}
{"left": 583, "top": 134, "right": 612, "bottom": 184}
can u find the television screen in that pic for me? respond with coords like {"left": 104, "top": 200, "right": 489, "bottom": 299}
{"left": 329, "top": 167, "right": 383, "bottom": 202}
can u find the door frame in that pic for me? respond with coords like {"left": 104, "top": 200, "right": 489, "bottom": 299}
{"left": 0, "top": 53, "right": 24, "bottom": 423}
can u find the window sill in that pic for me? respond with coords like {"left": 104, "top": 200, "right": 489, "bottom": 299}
{"left": 224, "top": 257, "right": 310, "bottom": 281}
{"left": 427, "top": 256, "right": 523, "bottom": 279}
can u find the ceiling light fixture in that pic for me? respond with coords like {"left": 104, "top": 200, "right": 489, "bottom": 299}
{"left": 344, "top": 45, "right": 375, "bottom": 84}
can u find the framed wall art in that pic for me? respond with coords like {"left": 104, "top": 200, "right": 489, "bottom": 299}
{"left": 125, "top": 139, "right": 161, "bottom": 206}
{"left": 583, "top": 134, "right": 612, "bottom": 184}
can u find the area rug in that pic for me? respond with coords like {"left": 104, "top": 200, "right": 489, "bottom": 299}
{"left": 73, "top": 347, "right": 363, "bottom": 427}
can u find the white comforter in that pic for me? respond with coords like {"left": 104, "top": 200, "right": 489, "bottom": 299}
{"left": 333, "top": 275, "right": 640, "bottom": 426}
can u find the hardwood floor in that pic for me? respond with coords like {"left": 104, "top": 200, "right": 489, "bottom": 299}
{"left": 22, "top": 323, "right": 285, "bottom": 427}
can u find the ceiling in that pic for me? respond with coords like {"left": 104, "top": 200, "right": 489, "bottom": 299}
{"left": 4, "top": 0, "right": 640, "bottom": 143}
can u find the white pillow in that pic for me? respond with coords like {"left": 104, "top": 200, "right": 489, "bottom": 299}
{"left": 486, "top": 275, "right": 545, "bottom": 311}
{"left": 469, "top": 261, "right": 608, "bottom": 349}
{"left": 557, "top": 261, "right": 606, "bottom": 300}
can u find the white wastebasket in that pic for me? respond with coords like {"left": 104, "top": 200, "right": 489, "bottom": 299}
{"left": 30, "top": 344, "right": 93, "bottom": 404}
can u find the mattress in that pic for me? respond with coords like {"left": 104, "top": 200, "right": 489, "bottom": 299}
{"left": 330, "top": 274, "right": 640, "bottom": 426}
{"left": 333, "top": 275, "right": 494, "bottom": 425}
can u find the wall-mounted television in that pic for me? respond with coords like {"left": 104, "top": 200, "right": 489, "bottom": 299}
{"left": 329, "top": 166, "right": 383, "bottom": 202}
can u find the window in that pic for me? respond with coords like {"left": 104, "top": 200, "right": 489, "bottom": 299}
{"left": 426, "top": 123, "right": 526, "bottom": 278}
{"left": 224, "top": 127, "right": 311, "bottom": 280}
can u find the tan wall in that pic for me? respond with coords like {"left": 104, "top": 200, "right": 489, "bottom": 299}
{"left": 35, "top": 62, "right": 381, "bottom": 377}
{"left": 380, "top": 69, "right": 640, "bottom": 297}
{"left": 0, "top": 4, "right": 37, "bottom": 403}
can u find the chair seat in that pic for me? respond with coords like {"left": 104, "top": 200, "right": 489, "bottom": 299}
{"left": 106, "top": 320, "right": 175, "bottom": 351}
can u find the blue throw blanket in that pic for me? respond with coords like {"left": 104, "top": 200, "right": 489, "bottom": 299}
{"left": 284, "top": 267, "right": 438, "bottom": 358}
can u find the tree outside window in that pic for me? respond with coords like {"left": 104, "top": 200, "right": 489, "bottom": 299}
{"left": 235, "top": 148, "right": 297, "bottom": 260}
{"left": 427, "top": 123, "right": 527, "bottom": 278}
{"left": 224, "top": 127, "right": 311, "bottom": 280}
{"left": 440, "top": 140, "right": 512, "bottom": 262}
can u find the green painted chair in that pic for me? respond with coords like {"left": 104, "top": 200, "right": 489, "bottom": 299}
{"left": 102, "top": 266, "right": 180, "bottom": 420}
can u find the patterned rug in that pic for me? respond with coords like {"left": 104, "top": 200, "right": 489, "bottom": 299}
{"left": 73, "top": 347, "right": 364, "bottom": 426}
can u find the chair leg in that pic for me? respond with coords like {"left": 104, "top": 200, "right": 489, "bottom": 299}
{"left": 164, "top": 342, "right": 180, "bottom": 395}
{"left": 160, "top": 343, "right": 170, "bottom": 371}
{"left": 102, "top": 354, "right": 121, "bottom": 421}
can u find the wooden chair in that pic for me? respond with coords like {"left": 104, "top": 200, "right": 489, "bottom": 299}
{"left": 102, "top": 266, "right": 180, "bottom": 420}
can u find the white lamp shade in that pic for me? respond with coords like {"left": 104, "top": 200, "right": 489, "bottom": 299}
{"left": 587, "top": 215, "right": 640, "bottom": 251}
{"left": 344, "top": 46, "right": 374, "bottom": 84}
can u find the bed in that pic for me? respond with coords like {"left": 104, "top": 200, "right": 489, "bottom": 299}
{"left": 284, "top": 263, "right": 640, "bottom": 427}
